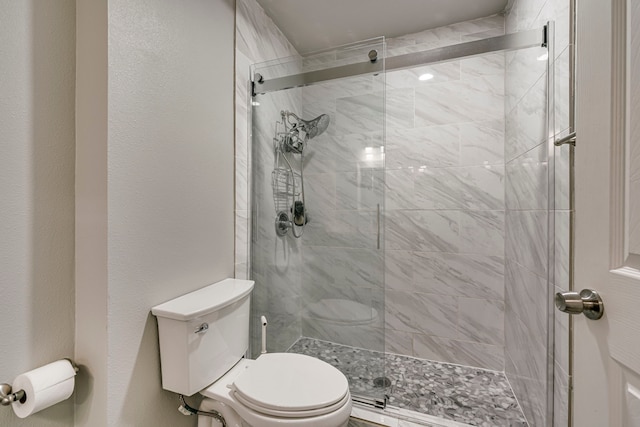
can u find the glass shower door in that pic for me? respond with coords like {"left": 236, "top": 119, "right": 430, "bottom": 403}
{"left": 249, "top": 38, "right": 387, "bottom": 406}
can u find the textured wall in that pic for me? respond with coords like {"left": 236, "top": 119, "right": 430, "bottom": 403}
{"left": 76, "top": 1, "right": 236, "bottom": 426}
{"left": 504, "top": 0, "right": 571, "bottom": 425}
{"left": 0, "top": 1, "right": 76, "bottom": 426}
{"left": 75, "top": 1, "right": 108, "bottom": 425}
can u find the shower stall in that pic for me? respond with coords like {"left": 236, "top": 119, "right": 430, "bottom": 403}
{"left": 246, "top": 18, "right": 565, "bottom": 427}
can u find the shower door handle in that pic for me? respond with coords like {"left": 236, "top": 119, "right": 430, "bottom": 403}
{"left": 555, "top": 289, "right": 604, "bottom": 320}
{"left": 376, "top": 204, "right": 381, "bottom": 250}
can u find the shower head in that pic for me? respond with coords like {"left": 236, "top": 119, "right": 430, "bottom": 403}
{"left": 284, "top": 111, "right": 330, "bottom": 141}
{"left": 298, "top": 114, "right": 330, "bottom": 140}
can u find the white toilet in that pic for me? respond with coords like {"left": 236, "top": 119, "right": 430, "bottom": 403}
{"left": 151, "top": 278, "right": 352, "bottom": 427}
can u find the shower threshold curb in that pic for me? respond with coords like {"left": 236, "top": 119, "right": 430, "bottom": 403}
{"left": 352, "top": 404, "right": 473, "bottom": 427}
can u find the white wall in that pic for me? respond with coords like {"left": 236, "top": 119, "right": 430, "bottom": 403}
{"left": 75, "top": 1, "right": 108, "bottom": 425}
{"left": 0, "top": 1, "right": 76, "bottom": 426}
{"left": 76, "top": 0, "right": 236, "bottom": 426}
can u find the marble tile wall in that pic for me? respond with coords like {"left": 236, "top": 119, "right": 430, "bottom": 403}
{"left": 296, "top": 16, "right": 508, "bottom": 372}
{"left": 300, "top": 59, "right": 387, "bottom": 356}
{"left": 383, "top": 17, "right": 507, "bottom": 372}
{"left": 235, "top": 0, "right": 303, "bottom": 355}
{"left": 504, "top": 0, "right": 572, "bottom": 426}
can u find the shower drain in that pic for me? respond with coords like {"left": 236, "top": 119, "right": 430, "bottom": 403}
{"left": 373, "top": 376, "right": 392, "bottom": 388}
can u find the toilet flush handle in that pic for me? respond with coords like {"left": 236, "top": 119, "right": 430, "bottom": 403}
{"left": 194, "top": 323, "right": 209, "bottom": 334}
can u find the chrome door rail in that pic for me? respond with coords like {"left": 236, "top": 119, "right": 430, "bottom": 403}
{"left": 352, "top": 394, "right": 387, "bottom": 410}
{"left": 253, "top": 26, "right": 547, "bottom": 96}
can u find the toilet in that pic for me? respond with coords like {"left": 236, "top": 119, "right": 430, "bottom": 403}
{"left": 151, "top": 278, "right": 352, "bottom": 427}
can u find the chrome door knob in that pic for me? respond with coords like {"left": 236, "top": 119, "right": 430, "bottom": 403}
{"left": 555, "top": 289, "right": 604, "bottom": 320}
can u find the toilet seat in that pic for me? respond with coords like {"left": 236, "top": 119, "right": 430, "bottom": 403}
{"left": 233, "top": 389, "right": 351, "bottom": 418}
{"left": 231, "top": 353, "right": 349, "bottom": 417}
{"left": 201, "top": 353, "right": 351, "bottom": 425}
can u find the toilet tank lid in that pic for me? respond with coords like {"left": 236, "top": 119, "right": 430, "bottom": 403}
{"left": 151, "top": 279, "right": 254, "bottom": 321}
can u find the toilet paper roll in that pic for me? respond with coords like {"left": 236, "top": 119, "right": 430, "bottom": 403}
{"left": 11, "top": 360, "right": 76, "bottom": 419}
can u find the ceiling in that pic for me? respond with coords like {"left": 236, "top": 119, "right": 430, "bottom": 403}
{"left": 255, "top": 0, "right": 509, "bottom": 54}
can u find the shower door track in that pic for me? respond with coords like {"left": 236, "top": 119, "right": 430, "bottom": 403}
{"left": 252, "top": 26, "right": 548, "bottom": 96}
{"left": 352, "top": 394, "right": 387, "bottom": 410}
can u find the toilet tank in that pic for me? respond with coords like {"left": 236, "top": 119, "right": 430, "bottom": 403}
{"left": 151, "top": 278, "right": 255, "bottom": 396}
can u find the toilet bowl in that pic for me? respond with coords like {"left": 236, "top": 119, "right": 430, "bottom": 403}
{"left": 198, "top": 353, "right": 351, "bottom": 427}
{"left": 302, "top": 298, "right": 380, "bottom": 348}
{"left": 151, "top": 279, "right": 352, "bottom": 427}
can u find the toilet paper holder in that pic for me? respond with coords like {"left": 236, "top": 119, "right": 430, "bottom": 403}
{"left": 0, "top": 383, "right": 25, "bottom": 406}
{"left": 0, "top": 359, "right": 79, "bottom": 406}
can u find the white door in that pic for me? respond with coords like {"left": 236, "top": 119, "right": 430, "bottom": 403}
{"left": 574, "top": 0, "right": 640, "bottom": 425}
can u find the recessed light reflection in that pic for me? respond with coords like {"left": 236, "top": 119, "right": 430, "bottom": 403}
{"left": 418, "top": 73, "right": 434, "bottom": 81}
{"left": 537, "top": 52, "right": 549, "bottom": 61}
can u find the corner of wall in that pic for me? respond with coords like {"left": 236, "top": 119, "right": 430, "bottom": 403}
{"left": 75, "top": 0, "right": 109, "bottom": 426}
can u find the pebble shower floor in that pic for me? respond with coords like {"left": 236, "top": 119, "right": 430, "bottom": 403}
{"left": 288, "top": 337, "right": 528, "bottom": 427}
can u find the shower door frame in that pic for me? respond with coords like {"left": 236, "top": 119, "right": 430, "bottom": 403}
{"left": 252, "top": 27, "right": 548, "bottom": 95}
{"left": 249, "top": 24, "right": 558, "bottom": 424}
{"left": 249, "top": 37, "right": 390, "bottom": 409}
